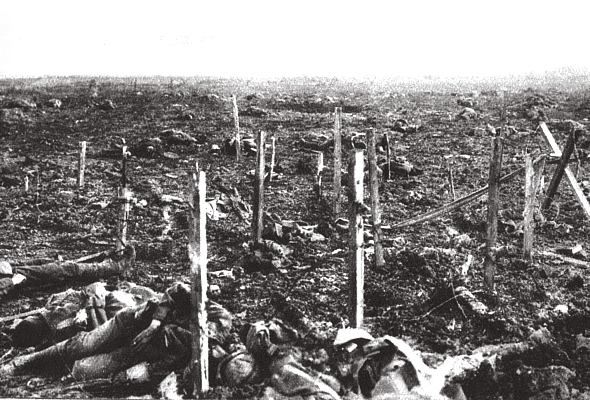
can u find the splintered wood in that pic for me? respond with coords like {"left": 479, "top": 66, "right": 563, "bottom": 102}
{"left": 269, "top": 133, "right": 276, "bottom": 182}
{"left": 484, "top": 136, "right": 503, "bottom": 290}
{"left": 333, "top": 107, "right": 342, "bottom": 214}
{"left": 78, "top": 141, "right": 87, "bottom": 188}
{"left": 384, "top": 132, "right": 391, "bottom": 181}
{"left": 188, "top": 169, "right": 209, "bottom": 395}
{"left": 349, "top": 150, "right": 364, "bottom": 328}
{"left": 539, "top": 122, "right": 590, "bottom": 220}
{"left": 117, "top": 142, "right": 130, "bottom": 252}
{"left": 523, "top": 154, "right": 546, "bottom": 260}
{"left": 367, "top": 130, "right": 384, "bottom": 268}
{"left": 253, "top": 130, "right": 266, "bottom": 243}
{"left": 315, "top": 151, "right": 324, "bottom": 197}
{"left": 232, "top": 94, "right": 241, "bottom": 161}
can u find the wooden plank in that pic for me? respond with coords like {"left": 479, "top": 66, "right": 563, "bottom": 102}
{"left": 333, "top": 107, "right": 342, "bottom": 215}
{"left": 484, "top": 137, "right": 503, "bottom": 290}
{"left": 78, "top": 141, "right": 87, "bottom": 188}
{"left": 543, "top": 129, "right": 576, "bottom": 209}
{"left": 188, "top": 169, "right": 209, "bottom": 395}
{"left": 539, "top": 122, "right": 590, "bottom": 220}
{"left": 367, "top": 130, "right": 385, "bottom": 268}
{"left": 349, "top": 150, "right": 364, "bottom": 328}
{"left": 232, "top": 94, "right": 241, "bottom": 161}
{"left": 253, "top": 131, "right": 266, "bottom": 243}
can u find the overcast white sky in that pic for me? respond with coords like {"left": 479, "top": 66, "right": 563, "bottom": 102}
{"left": 1, "top": 0, "right": 589, "bottom": 79}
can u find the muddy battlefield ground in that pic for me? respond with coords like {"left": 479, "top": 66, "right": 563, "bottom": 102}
{"left": 1, "top": 76, "right": 590, "bottom": 399}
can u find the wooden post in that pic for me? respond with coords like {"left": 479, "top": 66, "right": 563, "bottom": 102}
{"left": 367, "top": 131, "right": 385, "bottom": 268}
{"left": 188, "top": 169, "right": 209, "bottom": 395}
{"left": 539, "top": 122, "right": 590, "bottom": 219}
{"left": 269, "top": 133, "right": 276, "bottom": 183}
{"left": 315, "top": 151, "right": 324, "bottom": 197}
{"left": 523, "top": 154, "right": 535, "bottom": 261}
{"left": 523, "top": 154, "right": 546, "bottom": 260}
{"left": 333, "top": 107, "right": 343, "bottom": 214}
{"left": 384, "top": 132, "right": 391, "bottom": 181}
{"left": 24, "top": 175, "right": 29, "bottom": 192}
{"left": 232, "top": 94, "right": 241, "bottom": 161}
{"left": 349, "top": 150, "right": 364, "bottom": 328}
{"left": 542, "top": 128, "right": 577, "bottom": 210}
{"left": 484, "top": 137, "right": 503, "bottom": 290}
{"left": 252, "top": 131, "right": 266, "bottom": 243}
{"left": 78, "top": 141, "right": 87, "bottom": 188}
{"left": 117, "top": 142, "right": 130, "bottom": 252}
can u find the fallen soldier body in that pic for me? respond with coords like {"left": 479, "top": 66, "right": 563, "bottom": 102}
{"left": 0, "top": 246, "right": 136, "bottom": 298}
{"left": 1, "top": 281, "right": 232, "bottom": 383}
{"left": 10, "top": 281, "right": 159, "bottom": 348}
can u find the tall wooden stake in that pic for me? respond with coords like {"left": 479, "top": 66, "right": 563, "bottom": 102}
{"left": 333, "top": 107, "right": 343, "bottom": 214}
{"left": 269, "top": 133, "right": 276, "bottom": 183}
{"left": 367, "top": 131, "right": 385, "bottom": 268}
{"left": 188, "top": 169, "right": 209, "bottom": 395}
{"left": 117, "top": 141, "right": 130, "bottom": 252}
{"left": 542, "top": 128, "right": 577, "bottom": 210}
{"left": 484, "top": 137, "right": 503, "bottom": 290}
{"left": 253, "top": 131, "right": 266, "bottom": 243}
{"left": 349, "top": 150, "right": 365, "bottom": 328}
{"left": 384, "top": 132, "right": 391, "bottom": 181}
{"left": 232, "top": 94, "right": 241, "bottom": 161}
{"left": 78, "top": 141, "right": 87, "bottom": 188}
{"left": 523, "top": 154, "right": 546, "bottom": 261}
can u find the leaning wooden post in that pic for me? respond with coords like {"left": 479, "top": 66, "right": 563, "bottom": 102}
{"left": 349, "top": 150, "right": 365, "bottom": 328}
{"left": 539, "top": 122, "right": 590, "bottom": 219}
{"left": 78, "top": 141, "right": 87, "bottom": 188}
{"left": 542, "top": 128, "right": 577, "bottom": 210}
{"left": 117, "top": 141, "right": 130, "bottom": 252}
{"left": 367, "top": 131, "right": 385, "bottom": 268}
{"left": 269, "top": 133, "right": 276, "bottom": 182}
{"left": 252, "top": 130, "right": 266, "bottom": 243}
{"left": 484, "top": 137, "right": 503, "bottom": 290}
{"left": 384, "top": 132, "right": 391, "bottom": 181}
{"left": 188, "top": 168, "right": 209, "bottom": 395}
{"left": 333, "top": 107, "right": 343, "bottom": 214}
{"left": 232, "top": 94, "right": 241, "bottom": 161}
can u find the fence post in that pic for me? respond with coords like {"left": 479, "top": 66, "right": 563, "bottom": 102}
{"left": 484, "top": 137, "right": 503, "bottom": 290}
{"left": 188, "top": 168, "right": 209, "bottom": 395}
{"left": 349, "top": 150, "right": 365, "bottom": 327}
